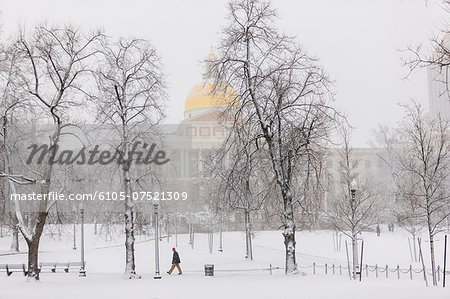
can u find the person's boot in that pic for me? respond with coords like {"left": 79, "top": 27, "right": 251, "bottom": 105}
{"left": 178, "top": 273, "right": 182, "bottom": 275}
{"left": 167, "top": 272, "right": 171, "bottom": 275}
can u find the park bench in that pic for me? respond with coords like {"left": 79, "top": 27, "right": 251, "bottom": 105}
{"left": 0, "top": 263, "right": 27, "bottom": 276}
{"left": 65, "top": 261, "right": 84, "bottom": 273}
{"left": 0, "top": 261, "right": 85, "bottom": 276}
{"left": 39, "top": 262, "right": 58, "bottom": 273}
{"left": 39, "top": 261, "right": 84, "bottom": 273}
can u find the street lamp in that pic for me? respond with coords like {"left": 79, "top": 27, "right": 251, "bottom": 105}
{"left": 218, "top": 212, "right": 223, "bottom": 252}
{"left": 153, "top": 200, "right": 161, "bottom": 279}
{"left": 349, "top": 179, "right": 359, "bottom": 280}
{"left": 350, "top": 179, "right": 358, "bottom": 198}
{"left": 72, "top": 205, "right": 77, "bottom": 250}
{"left": 79, "top": 202, "right": 86, "bottom": 277}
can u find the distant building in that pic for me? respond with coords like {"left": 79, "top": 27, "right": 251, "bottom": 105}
{"left": 323, "top": 147, "right": 392, "bottom": 212}
{"left": 325, "top": 148, "right": 387, "bottom": 191}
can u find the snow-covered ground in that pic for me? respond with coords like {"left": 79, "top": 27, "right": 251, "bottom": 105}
{"left": 0, "top": 225, "right": 448, "bottom": 299}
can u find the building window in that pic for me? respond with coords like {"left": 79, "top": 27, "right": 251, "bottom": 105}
{"left": 214, "top": 127, "right": 224, "bottom": 137}
{"left": 200, "top": 127, "right": 210, "bottom": 136}
{"left": 186, "top": 127, "right": 196, "bottom": 136}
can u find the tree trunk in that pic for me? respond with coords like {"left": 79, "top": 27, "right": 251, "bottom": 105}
{"left": 427, "top": 195, "right": 437, "bottom": 286}
{"left": 27, "top": 208, "right": 47, "bottom": 280}
{"left": 244, "top": 209, "right": 253, "bottom": 260}
{"left": 352, "top": 231, "right": 359, "bottom": 279}
{"left": 124, "top": 195, "right": 137, "bottom": 277}
{"left": 6, "top": 123, "right": 58, "bottom": 281}
{"left": 283, "top": 193, "right": 297, "bottom": 274}
{"left": 10, "top": 217, "right": 19, "bottom": 252}
{"left": 122, "top": 141, "right": 139, "bottom": 278}
{"left": 428, "top": 232, "right": 437, "bottom": 286}
{"left": 26, "top": 237, "right": 39, "bottom": 280}
{"left": 23, "top": 135, "right": 57, "bottom": 280}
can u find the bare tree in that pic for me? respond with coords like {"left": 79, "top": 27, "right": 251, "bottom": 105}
{"left": 326, "top": 127, "right": 382, "bottom": 279}
{"left": 397, "top": 101, "right": 450, "bottom": 286}
{"left": 395, "top": 173, "right": 423, "bottom": 262}
{"left": 372, "top": 124, "right": 422, "bottom": 260}
{"left": 0, "top": 37, "right": 29, "bottom": 252}
{"left": 211, "top": 0, "right": 338, "bottom": 273}
{"left": 209, "top": 121, "right": 276, "bottom": 260}
{"left": 1, "top": 24, "right": 101, "bottom": 280}
{"left": 403, "top": 1, "right": 450, "bottom": 95}
{"left": 92, "top": 37, "right": 166, "bottom": 278}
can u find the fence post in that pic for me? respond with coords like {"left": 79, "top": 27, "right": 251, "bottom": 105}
{"left": 332, "top": 264, "right": 335, "bottom": 275}
{"left": 385, "top": 265, "right": 388, "bottom": 279}
{"left": 270, "top": 264, "right": 272, "bottom": 276}
{"left": 359, "top": 240, "right": 364, "bottom": 282}
{"left": 376, "top": 264, "right": 378, "bottom": 278}
{"left": 444, "top": 234, "right": 447, "bottom": 288}
{"left": 339, "top": 265, "right": 342, "bottom": 275}
{"left": 325, "top": 263, "right": 328, "bottom": 275}
{"left": 366, "top": 264, "right": 368, "bottom": 277}
{"left": 397, "top": 265, "right": 400, "bottom": 279}
{"left": 418, "top": 237, "right": 428, "bottom": 287}
{"left": 410, "top": 265, "right": 413, "bottom": 280}
{"left": 313, "top": 262, "right": 315, "bottom": 275}
{"left": 437, "top": 265, "right": 440, "bottom": 282}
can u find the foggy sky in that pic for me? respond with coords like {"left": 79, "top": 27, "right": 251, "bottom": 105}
{"left": 0, "top": 0, "right": 447, "bottom": 146}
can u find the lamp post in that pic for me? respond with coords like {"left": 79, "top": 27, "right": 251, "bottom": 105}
{"left": 218, "top": 212, "right": 223, "bottom": 252}
{"left": 166, "top": 216, "right": 169, "bottom": 243}
{"left": 79, "top": 202, "right": 86, "bottom": 277}
{"left": 350, "top": 179, "right": 358, "bottom": 198}
{"left": 350, "top": 179, "right": 359, "bottom": 280}
{"left": 175, "top": 214, "right": 178, "bottom": 248}
{"left": 153, "top": 201, "right": 161, "bottom": 279}
{"left": 72, "top": 205, "right": 77, "bottom": 250}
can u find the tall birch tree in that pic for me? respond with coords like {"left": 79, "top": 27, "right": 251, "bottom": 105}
{"left": 397, "top": 102, "right": 450, "bottom": 286}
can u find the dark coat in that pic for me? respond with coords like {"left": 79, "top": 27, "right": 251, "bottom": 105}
{"left": 172, "top": 251, "right": 181, "bottom": 264}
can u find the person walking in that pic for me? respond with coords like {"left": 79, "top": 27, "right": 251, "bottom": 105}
{"left": 167, "top": 248, "right": 182, "bottom": 275}
{"left": 376, "top": 224, "right": 381, "bottom": 237}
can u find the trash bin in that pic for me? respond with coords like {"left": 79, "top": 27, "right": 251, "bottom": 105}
{"left": 204, "top": 264, "right": 214, "bottom": 276}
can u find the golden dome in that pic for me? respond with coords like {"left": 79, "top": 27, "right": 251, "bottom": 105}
{"left": 184, "top": 83, "right": 236, "bottom": 112}
{"left": 208, "top": 46, "right": 216, "bottom": 59}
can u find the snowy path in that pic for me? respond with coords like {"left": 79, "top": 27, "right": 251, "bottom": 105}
{"left": 0, "top": 227, "right": 449, "bottom": 298}
{"left": 1, "top": 271, "right": 449, "bottom": 299}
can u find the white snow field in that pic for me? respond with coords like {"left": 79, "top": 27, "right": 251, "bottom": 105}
{"left": 0, "top": 225, "right": 449, "bottom": 299}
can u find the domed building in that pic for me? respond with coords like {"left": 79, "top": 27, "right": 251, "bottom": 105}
{"left": 184, "top": 82, "right": 233, "bottom": 120}
{"left": 163, "top": 49, "right": 235, "bottom": 218}
{"left": 179, "top": 48, "right": 236, "bottom": 156}
{"left": 183, "top": 48, "right": 236, "bottom": 121}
